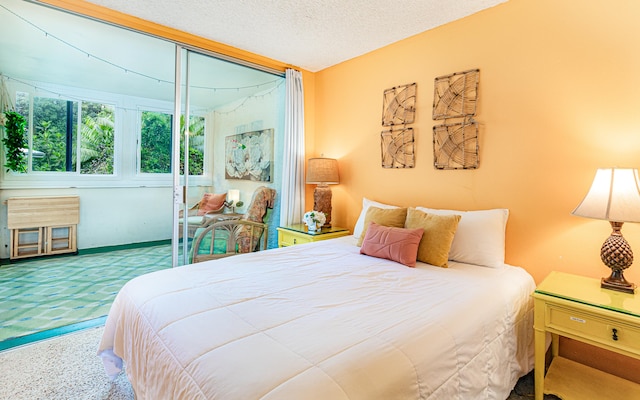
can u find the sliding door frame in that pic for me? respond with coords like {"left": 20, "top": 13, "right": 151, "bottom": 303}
{"left": 31, "top": 0, "right": 292, "bottom": 74}
{"left": 29, "top": 0, "right": 290, "bottom": 266}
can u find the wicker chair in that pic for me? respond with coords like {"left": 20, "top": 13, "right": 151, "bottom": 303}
{"left": 189, "top": 186, "right": 276, "bottom": 263}
{"left": 178, "top": 193, "right": 228, "bottom": 238}
{"left": 190, "top": 219, "right": 268, "bottom": 263}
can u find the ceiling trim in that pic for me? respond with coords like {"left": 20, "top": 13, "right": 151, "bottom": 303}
{"left": 31, "top": 0, "right": 297, "bottom": 74}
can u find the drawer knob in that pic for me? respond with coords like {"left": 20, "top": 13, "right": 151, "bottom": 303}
{"left": 294, "top": 238, "right": 297, "bottom": 244}
{"left": 612, "top": 328, "right": 619, "bottom": 341}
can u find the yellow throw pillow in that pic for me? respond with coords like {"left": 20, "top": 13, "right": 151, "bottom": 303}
{"left": 357, "top": 206, "right": 407, "bottom": 246}
{"left": 404, "top": 207, "right": 461, "bottom": 268}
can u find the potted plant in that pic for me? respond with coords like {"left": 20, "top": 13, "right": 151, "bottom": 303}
{"left": 1, "top": 110, "right": 27, "bottom": 172}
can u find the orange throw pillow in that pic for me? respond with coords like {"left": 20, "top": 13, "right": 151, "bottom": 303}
{"left": 197, "top": 193, "right": 226, "bottom": 215}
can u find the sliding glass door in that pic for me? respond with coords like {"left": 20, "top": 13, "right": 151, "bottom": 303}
{"left": 0, "top": 0, "right": 285, "bottom": 267}
{"left": 174, "top": 48, "right": 285, "bottom": 266}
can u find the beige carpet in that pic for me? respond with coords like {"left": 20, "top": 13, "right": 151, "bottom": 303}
{"left": 0, "top": 325, "right": 545, "bottom": 399}
{"left": 0, "top": 326, "right": 134, "bottom": 400}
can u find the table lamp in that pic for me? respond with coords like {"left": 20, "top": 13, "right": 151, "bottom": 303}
{"left": 227, "top": 189, "right": 240, "bottom": 213}
{"left": 572, "top": 168, "right": 640, "bottom": 293}
{"left": 306, "top": 157, "right": 339, "bottom": 228}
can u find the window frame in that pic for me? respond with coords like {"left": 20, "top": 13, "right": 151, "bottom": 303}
{"left": 1, "top": 80, "right": 212, "bottom": 189}
{"left": 136, "top": 104, "right": 209, "bottom": 179}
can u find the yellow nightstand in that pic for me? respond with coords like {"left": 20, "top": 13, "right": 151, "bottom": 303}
{"left": 277, "top": 224, "right": 350, "bottom": 247}
{"left": 533, "top": 271, "right": 640, "bottom": 400}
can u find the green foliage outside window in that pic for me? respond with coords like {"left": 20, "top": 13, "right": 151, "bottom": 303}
{"left": 1, "top": 111, "right": 28, "bottom": 173}
{"left": 79, "top": 109, "right": 114, "bottom": 174}
{"left": 140, "top": 110, "right": 204, "bottom": 175}
{"left": 31, "top": 97, "right": 74, "bottom": 172}
{"left": 9, "top": 92, "right": 204, "bottom": 176}
{"left": 14, "top": 93, "right": 114, "bottom": 174}
{"left": 33, "top": 119, "right": 66, "bottom": 172}
{"left": 181, "top": 114, "right": 205, "bottom": 176}
{"left": 140, "top": 111, "right": 172, "bottom": 173}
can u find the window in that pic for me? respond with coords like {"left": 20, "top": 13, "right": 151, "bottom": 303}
{"left": 182, "top": 114, "right": 205, "bottom": 176}
{"left": 139, "top": 110, "right": 172, "bottom": 174}
{"left": 15, "top": 92, "right": 114, "bottom": 174}
{"left": 139, "top": 110, "right": 204, "bottom": 175}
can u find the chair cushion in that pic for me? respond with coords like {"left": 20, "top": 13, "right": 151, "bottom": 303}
{"left": 197, "top": 193, "right": 226, "bottom": 215}
{"left": 189, "top": 227, "right": 234, "bottom": 262}
{"left": 181, "top": 216, "right": 203, "bottom": 224}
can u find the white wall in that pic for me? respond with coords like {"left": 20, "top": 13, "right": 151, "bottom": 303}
{"left": 210, "top": 82, "right": 285, "bottom": 248}
{"left": 0, "top": 186, "right": 173, "bottom": 259}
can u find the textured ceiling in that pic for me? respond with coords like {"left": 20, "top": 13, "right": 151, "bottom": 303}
{"left": 86, "top": 0, "right": 508, "bottom": 72}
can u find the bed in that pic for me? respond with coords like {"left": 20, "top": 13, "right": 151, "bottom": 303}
{"left": 98, "top": 203, "right": 536, "bottom": 399}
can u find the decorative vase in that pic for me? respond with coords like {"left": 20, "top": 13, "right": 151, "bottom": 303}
{"left": 307, "top": 222, "right": 317, "bottom": 232}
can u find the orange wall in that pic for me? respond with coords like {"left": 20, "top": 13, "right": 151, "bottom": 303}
{"left": 311, "top": 0, "right": 640, "bottom": 285}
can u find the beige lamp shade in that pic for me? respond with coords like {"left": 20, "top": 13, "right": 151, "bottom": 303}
{"left": 572, "top": 168, "right": 640, "bottom": 223}
{"left": 306, "top": 158, "right": 339, "bottom": 184}
{"left": 572, "top": 167, "right": 640, "bottom": 294}
{"left": 227, "top": 189, "right": 240, "bottom": 204}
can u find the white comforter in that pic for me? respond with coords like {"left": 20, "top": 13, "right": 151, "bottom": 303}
{"left": 99, "top": 236, "right": 535, "bottom": 399}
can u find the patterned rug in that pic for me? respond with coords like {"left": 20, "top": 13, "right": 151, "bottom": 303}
{"left": 0, "top": 244, "right": 172, "bottom": 349}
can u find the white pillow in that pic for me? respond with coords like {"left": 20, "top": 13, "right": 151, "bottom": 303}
{"left": 353, "top": 197, "right": 399, "bottom": 238}
{"left": 416, "top": 207, "right": 509, "bottom": 268}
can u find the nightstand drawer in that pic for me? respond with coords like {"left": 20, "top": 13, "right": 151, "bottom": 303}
{"left": 279, "top": 232, "right": 312, "bottom": 246}
{"left": 547, "top": 305, "right": 640, "bottom": 354}
{"left": 277, "top": 225, "right": 350, "bottom": 247}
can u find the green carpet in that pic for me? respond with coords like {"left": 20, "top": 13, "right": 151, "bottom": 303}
{"left": 0, "top": 244, "right": 172, "bottom": 347}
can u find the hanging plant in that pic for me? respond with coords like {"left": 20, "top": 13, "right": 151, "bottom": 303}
{"left": 1, "top": 111, "right": 27, "bottom": 173}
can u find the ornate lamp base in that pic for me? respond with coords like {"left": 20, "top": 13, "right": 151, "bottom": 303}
{"left": 601, "top": 276, "right": 636, "bottom": 294}
{"left": 313, "top": 184, "right": 332, "bottom": 228}
{"left": 600, "top": 221, "right": 636, "bottom": 294}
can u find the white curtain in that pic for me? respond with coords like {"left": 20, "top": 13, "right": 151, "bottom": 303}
{"left": 280, "top": 69, "right": 306, "bottom": 226}
{"left": 0, "top": 75, "right": 13, "bottom": 112}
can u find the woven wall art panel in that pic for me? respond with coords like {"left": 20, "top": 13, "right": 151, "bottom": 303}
{"left": 382, "top": 83, "right": 416, "bottom": 126}
{"left": 432, "top": 69, "right": 478, "bottom": 120}
{"left": 432, "top": 69, "right": 480, "bottom": 170}
{"left": 433, "top": 121, "right": 478, "bottom": 169}
{"left": 381, "top": 127, "right": 415, "bottom": 168}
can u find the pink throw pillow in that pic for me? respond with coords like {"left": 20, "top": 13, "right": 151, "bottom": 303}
{"left": 197, "top": 193, "right": 227, "bottom": 215}
{"left": 360, "top": 222, "right": 423, "bottom": 267}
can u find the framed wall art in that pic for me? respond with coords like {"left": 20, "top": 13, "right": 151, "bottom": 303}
{"left": 225, "top": 128, "right": 274, "bottom": 181}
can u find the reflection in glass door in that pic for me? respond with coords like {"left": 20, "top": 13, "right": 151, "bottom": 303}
{"left": 173, "top": 48, "right": 285, "bottom": 266}
{"left": 0, "top": 0, "right": 285, "bottom": 267}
